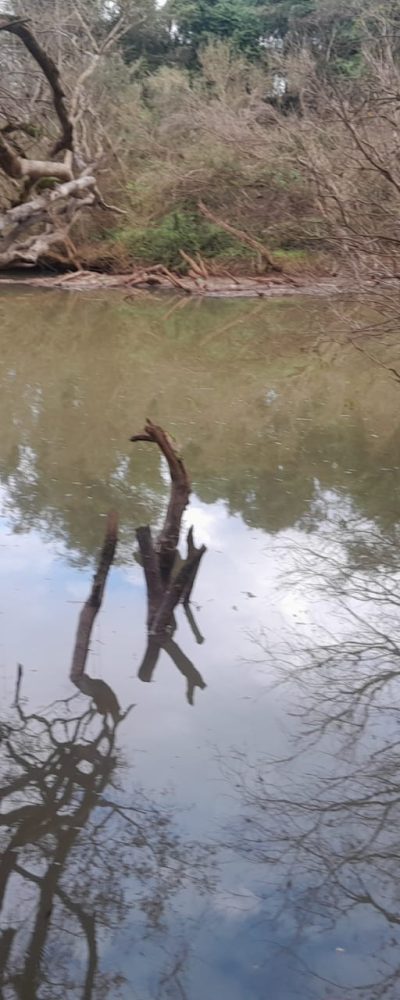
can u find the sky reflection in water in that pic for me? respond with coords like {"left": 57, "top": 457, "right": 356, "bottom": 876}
{"left": 1, "top": 289, "right": 400, "bottom": 998}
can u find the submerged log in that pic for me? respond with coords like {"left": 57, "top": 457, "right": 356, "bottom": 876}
{"left": 131, "top": 421, "right": 207, "bottom": 703}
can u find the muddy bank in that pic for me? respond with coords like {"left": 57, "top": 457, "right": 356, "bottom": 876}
{"left": 0, "top": 269, "right": 342, "bottom": 298}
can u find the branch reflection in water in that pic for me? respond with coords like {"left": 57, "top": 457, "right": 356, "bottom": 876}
{"left": 0, "top": 425, "right": 211, "bottom": 999}
{"left": 225, "top": 500, "right": 400, "bottom": 999}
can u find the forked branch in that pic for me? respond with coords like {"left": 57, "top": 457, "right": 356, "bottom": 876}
{"left": 131, "top": 420, "right": 207, "bottom": 703}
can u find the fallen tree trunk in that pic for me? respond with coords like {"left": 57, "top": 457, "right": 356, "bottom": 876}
{"left": 0, "top": 176, "right": 97, "bottom": 268}
{"left": 0, "top": 16, "right": 121, "bottom": 269}
{"left": 0, "top": 177, "right": 95, "bottom": 233}
{"left": 0, "top": 134, "right": 72, "bottom": 183}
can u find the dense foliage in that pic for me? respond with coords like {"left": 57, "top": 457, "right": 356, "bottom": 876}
{"left": 1, "top": 0, "right": 400, "bottom": 275}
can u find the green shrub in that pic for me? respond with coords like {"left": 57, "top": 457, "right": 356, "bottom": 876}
{"left": 111, "top": 210, "right": 246, "bottom": 271}
{"left": 273, "top": 248, "right": 307, "bottom": 264}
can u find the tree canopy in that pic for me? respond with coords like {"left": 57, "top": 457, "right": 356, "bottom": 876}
{"left": 165, "top": 0, "right": 265, "bottom": 62}
{"left": 119, "top": 0, "right": 400, "bottom": 76}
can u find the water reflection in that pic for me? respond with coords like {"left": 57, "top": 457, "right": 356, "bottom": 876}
{"left": 0, "top": 698, "right": 211, "bottom": 1000}
{"left": 1, "top": 690, "right": 132, "bottom": 998}
{"left": 0, "top": 659, "right": 209, "bottom": 998}
{"left": 0, "top": 464, "right": 212, "bottom": 998}
{"left": 1, "top": 289, "right": 400, "bottom": 564}
{"left": 228, "top": 508, "right": 400, "bottom": 999}
{"left": 2, "top": 289, "right": 400, "bottom": 997}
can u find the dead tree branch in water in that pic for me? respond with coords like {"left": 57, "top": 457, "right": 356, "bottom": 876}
{"left": 130, "top": 419, "right": 207, "bottom": 703}
{"left": 131, "top": 419, "right": 191, "bottom": 582}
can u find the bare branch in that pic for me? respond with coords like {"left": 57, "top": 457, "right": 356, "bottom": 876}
{"left": 0, "top": 18, "right": 73, "bottom": 155}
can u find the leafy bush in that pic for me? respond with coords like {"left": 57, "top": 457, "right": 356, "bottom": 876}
{"left": 273, "top": 249, "right": 307, "bottom": 263}
{"left": 113, "top": 210, "right": 246, "bottom": 271}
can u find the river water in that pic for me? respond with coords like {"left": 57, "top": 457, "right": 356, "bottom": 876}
{"left": 1, "top": 288, "right": 400, "bottom": 999}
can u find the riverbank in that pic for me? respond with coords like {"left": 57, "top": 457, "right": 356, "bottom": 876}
{"left": 0, "top": 269, "right": 342, "bottom": 298}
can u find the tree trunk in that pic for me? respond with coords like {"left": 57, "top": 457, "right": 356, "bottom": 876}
{"left": 0, "top": 17, "right": 113, "bottom": 269}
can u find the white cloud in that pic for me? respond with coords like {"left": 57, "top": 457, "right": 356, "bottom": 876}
{"left": 212, "top": 888, "right": 262, "bottom": 921}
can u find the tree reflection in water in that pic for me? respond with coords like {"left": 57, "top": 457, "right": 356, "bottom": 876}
{"left": 0, "top": 676, "right": 211, "bottom": 999}
{"left": 227, "top": 500, "right": 400, "bottom": 999}
{"left": 0, "top": 476, "right": 210, "bottom": 999}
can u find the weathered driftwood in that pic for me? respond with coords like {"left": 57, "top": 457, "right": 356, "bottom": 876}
{"left": 131, "top": 420, "right": 207, "bottom": 704}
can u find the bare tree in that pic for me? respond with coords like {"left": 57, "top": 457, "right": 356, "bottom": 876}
{"left": 0, "top": 3, "right": 132, "bottom": 268}
{"left": 277, "top": 6, "right": 400, "bottom": 288}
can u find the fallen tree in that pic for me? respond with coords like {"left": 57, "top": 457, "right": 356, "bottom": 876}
{"left": 0, "top": 13, "right": 126, "bottom": 269}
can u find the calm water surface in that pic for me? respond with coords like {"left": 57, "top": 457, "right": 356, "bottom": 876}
{"left": 1, "top": 288, "right": 400, "bottom": 999}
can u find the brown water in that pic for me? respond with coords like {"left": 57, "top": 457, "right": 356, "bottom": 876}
{"left": 1, "top": 288, "right": 400, "bottom": 999}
